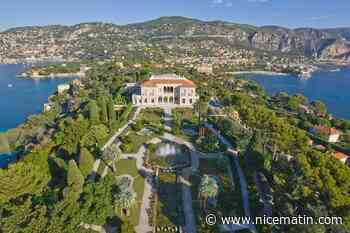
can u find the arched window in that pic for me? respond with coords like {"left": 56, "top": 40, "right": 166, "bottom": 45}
{"left": 169, "top": 97, "right": 174, "bottom": 103}
{"left": 164, "top": 97, "right": 168, "bottom": 103}
{"left": 158, "top": 97, "right": 163, "bottom": 103}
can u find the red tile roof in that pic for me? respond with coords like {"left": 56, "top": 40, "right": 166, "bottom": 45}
{"left": 313, "top": 125, "right": 340, "bottom": 136}
{"left": 141, "top": 79, "right": 196, "bottom": 88}
{"left": 333, "top": 151, "right": 349, "bottom": 160}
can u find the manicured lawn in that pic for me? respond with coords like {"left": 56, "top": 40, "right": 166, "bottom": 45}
{"left": 173, "top": 108, "right": 196, "bottom": 123}
{"left": 115, "top": 158, "right": 139, "bottom": 177}
{"left": 114, "top": 159, "right": 145, "bottom": 226}
{"left": 139, "top": 108, "right": 164, "bottom": 125}
{"left": 120, "top": 130, "right": 155, "bottom": 153}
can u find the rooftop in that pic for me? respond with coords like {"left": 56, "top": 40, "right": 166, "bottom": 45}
{"left": 333, "top": 151, "right": 349, "bottom": 160}
{"left": 313, "top": 125, "right": 341, "bottom": 136}
{"left": 142, "top": 74, "right": 196, "bottom": 87}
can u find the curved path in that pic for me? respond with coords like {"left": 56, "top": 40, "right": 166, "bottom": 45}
{"left": 205, "top": 122, "right": 257, "bottom": 233}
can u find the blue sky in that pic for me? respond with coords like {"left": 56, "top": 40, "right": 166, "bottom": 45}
{"left": 0, "top": 0, "right": 349, "bottom": 31}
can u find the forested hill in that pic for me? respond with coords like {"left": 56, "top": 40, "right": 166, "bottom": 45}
{"left": 1, "top": 16, "right": 350, "bottom": 63}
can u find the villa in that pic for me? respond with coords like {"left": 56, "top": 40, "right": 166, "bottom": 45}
{"left": 132, "top": 74, "right": 198, "bottom": 107}
{"left": 311, "top": 125, "right": 341, "bottom": 143}
{"left": 332, "top": 151, "right": 349, "bottom": 165}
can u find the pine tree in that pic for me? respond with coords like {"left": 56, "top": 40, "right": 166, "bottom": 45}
{"left": 0, "top": 148, "right": 51, "bottom": 203}
{"left": 87, "top": 100, "right": 99, "bottom": 125}
{"left": 78, "top": 147, "right": 95, "bottom": 178}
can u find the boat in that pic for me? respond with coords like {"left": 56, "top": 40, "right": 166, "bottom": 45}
{"left": 298, "top": 70, "right": 312, "bottom": 79}
{"left": 8, "top": 84, "right": 13, "bottom": 88}
{"left": 330, "top": 68, "right": 341, "bottom": 72}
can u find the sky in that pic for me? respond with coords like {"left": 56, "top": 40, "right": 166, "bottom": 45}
{"left": 0, "top": 0, "right": 349, "bottom": 31}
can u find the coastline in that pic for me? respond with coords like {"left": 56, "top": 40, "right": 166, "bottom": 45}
{"left": 17, "top": 72, "right": 83, "bottom": 79}
{"left": 232, "top": 70, "right": 289, "bottom": 76}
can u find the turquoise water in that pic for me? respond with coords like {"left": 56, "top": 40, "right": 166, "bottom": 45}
{"left": 246, "top": 66, "right": 350, "bottom": 120}
{"left": 0, "top": 152, "right": 16, "bottom": 168}
{"left": 0, "top": 64, "right": 72, "bottom": 131}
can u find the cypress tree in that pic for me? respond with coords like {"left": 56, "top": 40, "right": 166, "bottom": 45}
{"left": 67, "top": 160, "right": 84, "bottom": 195}
{"left": 88, "top": 100, "right": 99, "bottom": 125}
{"left": 78, "top": 147, "right": 95, "bottom": 178}
{"left": 107, "top": 97, "right": 116, "bottom": 130}
{"left": 97, "top": 96, "right": 108, "bottom": 123}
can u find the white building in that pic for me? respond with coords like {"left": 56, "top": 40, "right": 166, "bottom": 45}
{"left": 132, "top": 74, "right": 198, "bottom": 107}
{"left": 57, "top": 84, "right": 70, "bottom": 94}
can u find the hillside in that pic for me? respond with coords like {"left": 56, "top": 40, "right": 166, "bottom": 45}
{"left": 0, "top": 16, "right": 350, "bottom": 63}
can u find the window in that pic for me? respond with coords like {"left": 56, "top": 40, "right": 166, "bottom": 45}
{"left": 182, "top": 98, "right": 186, "bottom": 104}
{"left": 158, "top": 97, "right": 162, "bottom": 103}
{"left": 189, "top": 98, "right": 192, "bottom": 104}
{"left": 151, "top": 99, "right": 155, "bottom": 103}
{"left": 145, "top": 98, "right": 148, "bottom": 103}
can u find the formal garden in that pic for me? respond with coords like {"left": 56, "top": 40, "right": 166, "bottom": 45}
{"left": 155, "top": 172, "right": 184, "bottom": 232}
{"left": 119, "top": 108, "right": 165, "bottom": 153}
{"left": 113, "top": 158, "right": 145, "bottom": 226}
{"left": 146, "top": 141, "right": 191, "bottom": 168}
{"left": 190, "top": 157, "right": 244, "bottom": 233}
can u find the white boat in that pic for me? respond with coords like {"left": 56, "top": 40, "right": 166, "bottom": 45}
{"left": 8, "top": 84, "right": 13, "bottom": 88}
{"left": 330, "top": 68, "right": 341, "bottom": 72}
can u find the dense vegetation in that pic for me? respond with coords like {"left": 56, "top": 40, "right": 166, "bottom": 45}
{"left": 0, "top": 61, "right": 152, "bottom": 232}
{"left": 209, "top": 79, "right": 350, "bottom": 233}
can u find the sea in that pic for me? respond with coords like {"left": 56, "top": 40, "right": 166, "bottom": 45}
{"left": 0, "top": 64, "right": 74, "bottom": 168}
{"left": 0, "top": 64, "right": 73, "bottom": 132}
{"left": 246, "top": 66, "right": 350, "bottom": 120}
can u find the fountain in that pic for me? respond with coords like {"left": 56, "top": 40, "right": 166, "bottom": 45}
{"left": 155, "top": 142, "right": 179, "bottom": 157}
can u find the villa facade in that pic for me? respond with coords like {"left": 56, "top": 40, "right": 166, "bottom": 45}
{"left": 132, "top": 74, "right": 198, "bottom": 107}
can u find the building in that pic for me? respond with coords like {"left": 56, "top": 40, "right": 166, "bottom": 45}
{"left": 57, "top": 84, "right": 70, "bottom": 94}
{"left": 197, "top": 64, "right": 213, "bottom": 74}
{"left": 311, "top": 125, "right": 341, "bottom": 143}
{"left": 43, "top": 103, "right": 53, "bottom": 112}
{"left": 332, "top": 151, "right": 349, "bottom": 165}
{"left": 132, "top": 74, "right": 198, "bottom": 107}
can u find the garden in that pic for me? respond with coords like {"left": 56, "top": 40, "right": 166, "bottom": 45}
{"left": 146, "top": 141, "right": 191, "bottom": 168}
{"left": 155, "top": 172, "right": 184, "bottom": 232}
{"left": 190, "top": 157, "right": 244, "bottom": 232}
{"left": 113, "top": 159, "right": 145, "bottom": 226}
{"left": 119, "top": 108, "right": 165, "bottom": 154}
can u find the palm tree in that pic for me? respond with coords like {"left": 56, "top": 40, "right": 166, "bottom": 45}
{"left": 114, "top": 189, "right": 137, "bottom": 217}
{"left": 198, "top": 175, "right": 219, "bottom": 210}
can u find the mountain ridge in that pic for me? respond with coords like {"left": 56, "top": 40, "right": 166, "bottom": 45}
{"left": 1, "top": 16, "right": 350, "bottom": 63}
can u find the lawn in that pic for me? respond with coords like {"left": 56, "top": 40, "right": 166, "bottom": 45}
{"left": 173, "top": 108, "right": 196, "bottom": 123}
{"left": 139, "top": 108, "right": 164, "bottom": 125}
{"left": 114, "top": 159, "right": 145, "bottom": 226}
{"left": 156, "top": 172, "right": 184, "bottom": 231}
{"left": 119, "top": 130, "right": 155, "bottom": 153}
